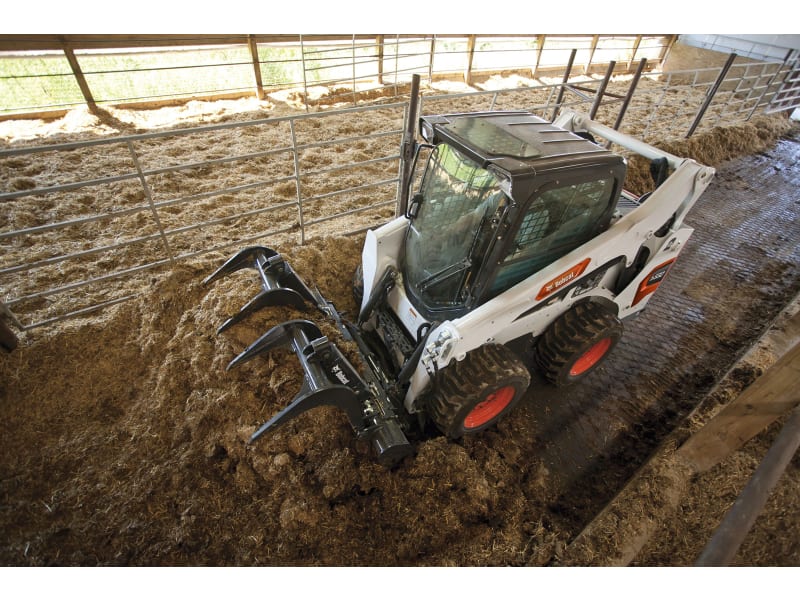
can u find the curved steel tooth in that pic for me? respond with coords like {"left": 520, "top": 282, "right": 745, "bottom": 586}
{"left": 226, "top": 320, "right": 323, "bottom": 370}
{"left": 202, "top": 246, "right": 278, "bottom": 285}
{"left": 249, "top": 384, "right": 362, "bottom": 443}
{"left": 216, "top": 288, "right": 309, "bottom": 333}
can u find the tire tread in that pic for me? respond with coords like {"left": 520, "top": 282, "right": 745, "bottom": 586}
{"left": 427, "top": 344, "right": 530, "bottom": 438}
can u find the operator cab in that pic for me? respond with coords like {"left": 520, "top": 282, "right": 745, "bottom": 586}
{"left": 404, "top": 111, "right": 627, "bottom": 321}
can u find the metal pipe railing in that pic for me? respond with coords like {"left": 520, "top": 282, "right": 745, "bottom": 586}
{"left": 3, "top": 52, "right": 796, "bottom": 332}
{"left": 0, "top": 102, "right": 407, "bottom": 329}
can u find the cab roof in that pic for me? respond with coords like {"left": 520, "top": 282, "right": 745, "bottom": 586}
{"left": 421, "top": 111, "right": 624, "bottom": 177}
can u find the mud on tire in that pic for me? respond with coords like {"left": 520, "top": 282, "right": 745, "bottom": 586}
{"left": 426, "top": 344, "right": 530, "bottom": 438}
{"left": 534, "top": 301, "right": 622, "bottom": 387}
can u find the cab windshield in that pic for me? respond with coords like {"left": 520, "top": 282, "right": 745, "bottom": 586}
{"left": 405, "top": 144, "right": 507, "bottom": 309}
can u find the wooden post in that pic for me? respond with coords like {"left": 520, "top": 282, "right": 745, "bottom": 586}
{"left": 658, "top": 34, "right": 678, "bottom": 68}
{"left": 376, "top": 35, "right": 385, "bottom": 85}
{"left": 61, "top": 37, "right": 96, "bottom": 112}
{"left": 628, "top": 35, "right": 642, "bottom": 71}
{"left": 584, "top": 34, "right": 599, "bottom": 75}
{"left": 532, "top": 34, "right": 546, "bottom": 79}
{"left": 428, "top": 35, "right": 436, "bottom": 84}
{"left": 247, "top": 35, "right": 266, "bottom": 100}
{"left": 464, "top": 34, "right": 476, "bottom": 85}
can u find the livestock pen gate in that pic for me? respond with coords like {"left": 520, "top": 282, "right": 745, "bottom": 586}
{"left": 1, "top": 39, "right": 799, "bottom": 333}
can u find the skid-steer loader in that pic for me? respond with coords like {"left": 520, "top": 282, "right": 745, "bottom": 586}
{"left": 204, "top": 100, "right": 715, "bottom": 465}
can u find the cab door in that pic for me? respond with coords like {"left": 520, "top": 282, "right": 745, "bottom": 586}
{"left": 487, "top": 175, "right": 619, "bottom": 297}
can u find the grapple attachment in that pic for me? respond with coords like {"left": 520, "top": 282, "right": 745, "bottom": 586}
{"left": 227, "top": 319, "right": 364, "bottom": 438}
{"left": 203, "top": 246, "right": 317, "bottom": 333}
{"left": 205, "top": 246, "right": 413, "bottom": 466}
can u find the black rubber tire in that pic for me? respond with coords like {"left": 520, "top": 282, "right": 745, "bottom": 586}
{"left": 0, "top": 319, "right": 18, "bottom": 353}
{"left": 353, "top": 264, "right": 364, "bottom": 307}
{"left": 426, "top": 344, "right": 530, "bottom": 439}
{"left": 534, "top": 302, "right": 623, "bottom": 387}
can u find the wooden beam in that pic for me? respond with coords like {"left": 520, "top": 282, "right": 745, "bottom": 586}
{"left": 0, "top": 34, "right": 678, "bottom": 53}
{"left": 247, "top": 35, "right": 265, "bottom": 100}
{"left": 628, "top": 35, "right": 642, "bottom": 71}
{"left": 464, "top": 35, "right": 476, "bottom": 85}
{"left": 694, "top": 404, "right": 800, "bottom": 566}
{"left": 532, "top": 34, "right": 546, "bottom": 79}
{"left": 376, "top": 35, "right": 385, "bottom": 85}
{"left": 677, "top": 338, "right": 800, "bottom": 473}
{"left": 658, "top": 34, "right": 678, "bottom": 67}
{"left": 60, "top": 38, "right": 96, "bottom": 111}
{"left": 585, "top": 34, "right": 599, "bottom": 74}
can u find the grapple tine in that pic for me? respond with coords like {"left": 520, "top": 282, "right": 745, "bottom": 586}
{"left": 217, "top": 288, "right": 308, "bottom": 334}
{"left": 250, "top": 384, "right": 362, "bottom": 442}
{"left": 205, "top": 246, "right": 324, "bottom": 331}
{"left": 202, "top": 246, "right": 278, "bottom": 286}
{"left": 232, "top": 318, "right": 369, "bottom": 439}
{"left": 227, "top": 319, "right": 323, "bottom": 370}
{"left": 207, "top": 246, "right": 414, "bottom": 465}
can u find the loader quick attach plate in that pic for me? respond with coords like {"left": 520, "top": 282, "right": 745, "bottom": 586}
{"left": 203, "top": 246, "right": 414, "bottom": 466}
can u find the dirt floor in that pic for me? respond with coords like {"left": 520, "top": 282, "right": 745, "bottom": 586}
{"left": 1, "top": 75, "right": 799, "bottom": 566}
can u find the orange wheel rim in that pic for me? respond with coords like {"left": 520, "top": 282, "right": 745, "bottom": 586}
{"left": 463, "top": 386, "right": 515, "bottom": 429}
{"left": 570, "top": 337, "right": 612, "bottom": 377}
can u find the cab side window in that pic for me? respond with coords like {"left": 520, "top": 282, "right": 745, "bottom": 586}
{"left": 490, "top": 178, "right": 615, "bottom": 295}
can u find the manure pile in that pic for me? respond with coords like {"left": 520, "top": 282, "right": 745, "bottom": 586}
{"left": 0, "top": 236, "right": 563, "bottom": 566}
{"left": 1, "top": 76, "right": 798, "bottom": 566}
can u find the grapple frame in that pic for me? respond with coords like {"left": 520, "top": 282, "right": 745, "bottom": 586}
{"left": 204, "top": 246, "right": 413, "bottom": 465}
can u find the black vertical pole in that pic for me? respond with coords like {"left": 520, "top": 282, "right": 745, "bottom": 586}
{"left": 613, "top": 58, "right": 648, "bottom": 131}
{"left": 398, "top": 74, "right": 421, "bottom": 217}
{"left": 687, "top": 52, "right": 737, "bottom": 138}
{"left": 589, "top": 60, "right": 616, "bottom": 120}
{"left": 551, "top": 48, "right": 577, "bottom": 121}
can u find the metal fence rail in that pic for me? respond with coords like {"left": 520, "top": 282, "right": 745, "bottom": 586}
{"left": 0, "top": 34, "right": 674, "bottom": 118}
{"left": 0, "top": 101, "right": 407, "bottom": 330}
{"left": 1, "top": 52, "right": 799, "bottom": 332}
